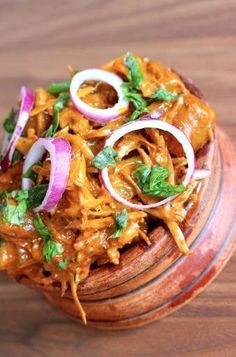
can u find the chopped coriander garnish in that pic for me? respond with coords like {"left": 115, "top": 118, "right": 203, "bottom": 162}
{"left": 11, "top": 189, "right": 28, "bottom": 201}
{"left": 123, "top": 91, "right": 149, "bottom": 121}
{"left": 3, "top": 108, "right": 16, "bottom": 134}
{"left": 33, "top": 213, "right": 51, "bottom": 241}
{"left": 122, "top": 52, "right": 149, "bottom": 121}
{"left": 47, "top": 80, "right": 71, "bottom": 94}
{"left": 57, "top": 258, "right": 68, "bottom": 270}
{"left": 92, "top": 146, "right": 118, "bottom": 169}
{"left": 2, "top": 202, "right": 27, "bottom": 226}
{"left": 0, "top": 190, "right": 28, "bottom": 226}
{"left": 0, "top": 237, "right": 4, "bottom": 246}
{"left": 33, "top": 213, "right": 64, "bottom": 263}
{"left": 44, "top": 92, "right": 70, "bottom": 137}
{"left": 0, "top": 185, "right": 48, "bottom": 226}
{"left": 122, "top": 52, "right": 178, "bottom": 121}
{"left": 151, "top": 87, "right": 178, "bottom": 102}
{"left": 12, "top": 149, "right": 23, "bottom": 163}
{"left": 43, "top": 240, "right": 64, "bottom": 263}
{"left": 26, "top": 184, "right": 48, "bottom": 210}
{"left": 133, "top": 163, "right": 186, "bottom": 198}
{"left": 54, "top": 92, "right": 70, "bottom": 112}
{"left": 111, "top": 209, "right": 128, "bottom": 238}
{"left": 124, "top": 52, "right": 144, "bottom": 90}
{"left": 23, "top": 162, "right": 41, "bottom": 182}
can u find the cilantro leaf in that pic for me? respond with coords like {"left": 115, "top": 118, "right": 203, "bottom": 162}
{"left": 125, "top": 92, "right": 147, "bottom": 108}
{"left": 134, "top": 164, "right": 152, "bottom": 188}
{"left": 13, "top": 184, "right": 47, "bottom": 211}
{"left": 23, "top": 162, "right": 41, "bottom": 182}
{"left": 2, "top": 203, "right": 27, "bottom": 225}
{"left": 23, "top": 167, "right": 38, "bottom": 182}
{"left": 129, "top": 108, "right": 148, "bottom": 121}
{"left": 57, "top": 258, "right": 68, "bottom": 270}
{"left": 124, "top": 52, "right": 144, "bottom": 90}
{"left": 92, "top": 146, "right": 118, "bottom": 169}
{"left": 3, "top": 108, "right": 16, "bottom": 134}
{"left": 11, "top": 189, "right": 28, "bottom": 202}
{"left": 26, "top": 184, "right": 48, "bottom": 209}
{"left": 2, "top": 204, "right": 24, "bottom": 225}
{"left": 43, "top": 240, "right": 64, "bottom": 263}
{"left": 33, "top": 213, "right": 51, "bottom": 241}
{"left": 111, "top": 209, "right": 128, "bottom": 238}
{"left": 53, "top": 93, "right": 70, "bottom": 112}
{"left": 1, "top": 190, "right": 28, "bottom": 226}
{"left": 121, "top": 55, "right": 148, "bottom": 121}
{"left": 122, "top": 52, "right": 177, "bottom": 122}
{"left": 0, "top": 237, "right": 4, "bottom": 246}
{"left": 124, "top": 91, "right": 149, "bottom": 121}
{"left": 133, "top": 163, "right": 186, "bottom": 198}
{"left": 33, "top": 213, "right": 64, "bottom": 263}
{"left": 12, "top": 149, "right": 23, "bottom": 163}
{"left": 151, "top": 87, "right": 177, "bottom": 102}
{"left": 44, "top": 93, "right": 70, "bottom": 137}
{"left": 0, "top": 185, "right": 47, "bottom": 226}
{"left": 47, "top": 80, "right": 71, "bottom": 94}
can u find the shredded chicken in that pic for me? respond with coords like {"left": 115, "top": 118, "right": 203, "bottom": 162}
{"left": 0, "top": 53, "right": 215, "bottom": 323}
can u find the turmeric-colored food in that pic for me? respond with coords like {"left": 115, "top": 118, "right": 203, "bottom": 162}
{"left": 0, "top": 53, "right": 215, "bottom": 324}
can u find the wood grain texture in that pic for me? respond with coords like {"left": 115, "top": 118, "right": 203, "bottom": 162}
{"left": 0, "top": 0, "right": 236, "bottom": 355}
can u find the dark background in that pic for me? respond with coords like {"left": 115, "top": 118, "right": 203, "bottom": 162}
{"left": 0, "top": 1, "right": 235, "bottom": 356}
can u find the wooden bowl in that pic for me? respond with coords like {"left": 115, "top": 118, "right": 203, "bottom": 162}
{"left": 20, "top": 125, "right": 236, "bottom": 329}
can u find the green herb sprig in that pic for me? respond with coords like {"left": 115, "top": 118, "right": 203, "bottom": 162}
{"left": 124, "top": 52, "right": 144, "bottom": 90}
{"left": 122, "top": 52, "right": 149, "bottom": 121}
{"left": 111, "top": 209, "right": 128, "bottom": 238}
{"left": 44, "top": 92, "right": 70, "bottom": 137}
{"left": 33, "top": 213, "right": 64, "bottom": 263}
{"left": 151, "top": 87, "right": 178, "bottom": 102}
{"left": 57, "top": 258, "right": 68, "bottom": 270}
{"left": 123, "top": 90, "right": 149, "bottom": 121}
{"left": 23, "top": 162, "right": 42, "bottom": 183}
{"left": 0, "top": 190, "right": 28, "bottom": 226}
{"left": 0, "top": 184, "right": 48, "bottom": 226}
{"left": 133, "top": 163, "right": 186, "bottom": 198}
{"left": 3, "top": 108, "right": 16, "bottom": 134}
{"left": 122, "top": 52, "right": 178, "bottom": 121}
{"left": 47, "top": 80, "right": 71, "bottom": 94}
{"left": 92, "top": 146, "right": 118, "bottom": 169}
{"left": 12, "top": 149, "right": 23, "bottom": 163}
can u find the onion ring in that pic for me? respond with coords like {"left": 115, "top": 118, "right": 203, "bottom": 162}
{"left": 101, "top": 119, "right": 195, "bottom": 210}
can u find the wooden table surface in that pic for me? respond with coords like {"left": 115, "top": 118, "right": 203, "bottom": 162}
{"left": 0, "top": 1, "right": 235, "bottom": 356}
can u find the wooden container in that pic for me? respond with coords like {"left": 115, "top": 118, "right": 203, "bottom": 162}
{"left": 20, "top": 125, "right": 236, "bottom": 330}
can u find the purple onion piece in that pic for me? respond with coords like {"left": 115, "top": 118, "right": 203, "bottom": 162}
{"left": 22, "top": 138, "right": 71, "bottom": 212}
{"left": 1, "top": 86, "right": 35, "bottom": 172}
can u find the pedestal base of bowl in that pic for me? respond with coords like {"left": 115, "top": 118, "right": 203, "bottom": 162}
{"left": 21, "top": 127, "right": 236, "bottom": 330}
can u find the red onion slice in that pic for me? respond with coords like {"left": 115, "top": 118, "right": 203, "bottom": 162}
{"left": 70, "top": 69, "right": 129, "bottom": 123}
{"left": 22, "top": 138, "right": 71, "bottom": 212}
{"left": 193, "top": 169, "right": 210, "bottom": 180}
{"left": 1, "top": 86, "right": 35, "bottom": 172}
{"left": 101, "top": 119, "right": 195, "bottom": 210}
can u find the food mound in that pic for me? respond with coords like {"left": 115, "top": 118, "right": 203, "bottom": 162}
{"left": 0, "top": 53, "right": 215, "bottom": 323}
